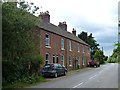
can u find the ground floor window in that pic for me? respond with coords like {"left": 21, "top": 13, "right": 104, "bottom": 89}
{"left": 61, "top": 55, "right": 64, "bottom": 66}
{"left": 82, "top": 53, "right": 84, "bottom": 65}
{"left": 78, "top": 57, "right": 80, "bottom": 66}
{"left": 53, "top": 55, "right": 55, "bottom": 63}
{"left": 53, "top": 55, "right": 59, "bottom": 63}
{"left": 56, "top": 55, "right": 59, "bottom": 63}
{"left": 69, "top": 56, "right": 72, "bottom": 66}
{"left": 45, "top": 53, "right": 50, "bottom": 64}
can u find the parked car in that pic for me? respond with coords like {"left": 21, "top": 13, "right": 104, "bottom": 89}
{"left": 41, "top": 63, "right": 67, "bottom": 78}
{"left": 88, "top": 60, "right": 100, "bottom": 67}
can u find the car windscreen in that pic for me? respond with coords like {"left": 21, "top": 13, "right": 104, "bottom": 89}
{"left": 43, "top": 64, "right": 54, "bottom": 70}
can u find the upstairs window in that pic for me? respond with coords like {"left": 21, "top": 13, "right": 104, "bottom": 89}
{"left": 87, "top": 47, "right": 90, "bottom": 54}
{"left": 78, "top": 44, "right": 80, "bottom": 52}
{"left": 45, "top": 34, "right": 50, "bottom": 47}
{"left": 69, "top": 40, "right": 72, "bottom": 51}
{"left": 82, "top": 46, "right": 85, "bottom": 53}
{"left": 61, "top": 38, "right": 64, "bottom": 50}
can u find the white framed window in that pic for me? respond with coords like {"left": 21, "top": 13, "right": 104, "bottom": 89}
{"left": 45, "top": 34, "right": 50, "bottom": 47}
{"left": 82, "top": 53, "right": 84, "bottom": 65}
{"left": 45, "top": 53, "right": 50, "bottom": 64}
{"left": 61, "top": 55, "right": 64, "bottom": 66}
{"left": 69, "top": 56, "right": 72, "bottom": 66}
{"left": 53, "top": 55, "right": 59, "bottom": 63}
{"left": 61, "top": 38, "right": 64, "bottom": 50}
{"left": 78, "top": 44, "right": 80, "bottom": 52}
{"left": 78, "top": 57, "right": 80, "bottom": 66}
{"left": 53, "top": 55, "right": 55, "bottom": 63}
{"left": 69, "top": 40, "right": 72, "bottom": 51}
{"left": 56, "top": 55, "right": 59, "bottom": 63}
{"left": 82, "top": 46, "right": 84, "bottom": 53}
{"left": 87, "top": 47, "right": 90, "bottom": 54}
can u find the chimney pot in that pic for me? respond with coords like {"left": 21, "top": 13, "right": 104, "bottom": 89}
{"left": 39, "top": 11, "right": 50, "bottom": 23}
{"left": 58, "top": 21, "right": 67, "bottom": 31}
{"left": 72, "top": 28, "right": 76, "bottom": 36}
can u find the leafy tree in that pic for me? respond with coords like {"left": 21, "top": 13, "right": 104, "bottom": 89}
{"left": 2, "top": 2, "right": 43, "bottom": 86}
{"left": 18, "top": 1, "right": 39, "bottom": 14}
{"left": 94, "top": 50, "right": 104, "bottom": 64}
{"left": 78, "top": 31, "right": 99, "bottom": 60}
{"left": 109, "top": 47, "right": 120, "bottom": 63}
{"left": 78, "top": 31, "right": 88, "bottom": 42}
{"left": 104, "top": 56, "right": 108, "bottom": 61}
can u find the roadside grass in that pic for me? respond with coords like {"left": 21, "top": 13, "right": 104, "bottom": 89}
{"left": 2, "top": 76, "right": 47, "bottom": 89}
{"left": 104, "top": 61, "right": 108, "bottom": 64}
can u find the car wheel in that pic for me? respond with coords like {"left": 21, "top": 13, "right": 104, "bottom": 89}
{"left": 96, "top": 65, "right": 97, "bottom": 67}
{"left": 64, "top": 71, "right": 67, "bottom": 76}
{"left": 54, "top": 73, "right": 58, "bottom": 78}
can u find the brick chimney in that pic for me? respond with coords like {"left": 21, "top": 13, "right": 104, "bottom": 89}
{"left": 72, "top": 28, "right": 76, "bottom": 36}
{"left": 58, "top": 21, "right": 67, "bottom": 31}
{"left": 39, "top": 11, "right": 50, "bottom": 23}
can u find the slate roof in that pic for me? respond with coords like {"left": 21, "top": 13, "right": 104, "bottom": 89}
{"left": 37, "top": 22, "right": 89, "bottom": 46}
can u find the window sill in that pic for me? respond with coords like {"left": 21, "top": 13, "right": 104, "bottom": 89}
{"left": 69, "top": 50, "right": 72, "bottom": 52}
{"left": 45, "top": 46, "right": 51, "bottom": 48}
{"left": 69, "top": 64, "right": 72, "bottom": 67}
{"left": 61, "top": 48, "right": 65, "bottom": 51}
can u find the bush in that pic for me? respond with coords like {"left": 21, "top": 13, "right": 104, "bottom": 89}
{"left": 2, "top": 55, "right": 43, "bottom": 87}
{"left": 107, "top": 56, "right": 118, "bottom": 63}
{"left": 2, "top": 2, "right": 44, "bottom": 87}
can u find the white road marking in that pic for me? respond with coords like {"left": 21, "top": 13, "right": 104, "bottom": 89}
{"left": 72, "top": 82, "right": 83, "bottom": 88}
{"left": 72, "top": 65, "right": 111, "bottom": 89}
{"left": 89, "top": 75, "right": 97, "bottom": 80}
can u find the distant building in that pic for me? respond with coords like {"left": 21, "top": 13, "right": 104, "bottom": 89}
{"left": 35, "top": 11, "right": 90, "bottom": 69}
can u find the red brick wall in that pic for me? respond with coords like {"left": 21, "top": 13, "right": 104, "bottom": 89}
{"left": 36, "top": 28, "right": 90, "bottom": 69}
{"left": 39, "top": 28, "right": 66, "bottom": 66}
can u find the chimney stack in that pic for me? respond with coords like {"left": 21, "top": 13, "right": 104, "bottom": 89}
{"left": 39, "top": 11, "right": 50, "bottom": 23}
{"left": 58, "top": 21, "right": 67, "bottom": 31}
{"left": 72, "top": 28, "right": 76, "bottom": 36}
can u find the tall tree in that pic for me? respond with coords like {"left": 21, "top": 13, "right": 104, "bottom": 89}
{"left": 78, "top": 31, "right": 88, "bottom": 42}
{"left": 94, "top": 50, "right": 104, "bottom": 64}
{"left": 2, "top": 2, "right": 37, "bottom": 60}
{"left": 78, "top": 31, "right": 99, "bottom": 60}
{"left": 2, "top": 2, "right": 43, "bottom": 85}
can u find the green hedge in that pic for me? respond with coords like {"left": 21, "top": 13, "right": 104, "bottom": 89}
{"left": 107, "top": 56, "right": 119, "bottom": 63}
{"left": 2, "top": 55, "right": 43, "bottom": 87}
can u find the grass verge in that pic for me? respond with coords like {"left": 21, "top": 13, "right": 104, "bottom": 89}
{"left": 2, "top": 76, "right": 47, "bottom": 89}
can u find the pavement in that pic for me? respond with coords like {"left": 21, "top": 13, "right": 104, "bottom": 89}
{"left": 26, "top": 63, "right": 119, "bottom": 89}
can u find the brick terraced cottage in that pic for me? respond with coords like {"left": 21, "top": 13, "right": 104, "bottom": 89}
{"left": 35, "top": 11, "right": 90, "bottom": 70}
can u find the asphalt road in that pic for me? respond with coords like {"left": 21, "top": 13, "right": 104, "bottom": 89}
{"left": 28, "top": 63, "right": 118, "bottom": 88}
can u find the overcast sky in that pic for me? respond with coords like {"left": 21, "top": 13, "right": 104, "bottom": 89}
{"left": 26, "top": 0, "right": 119, "bottom": 56}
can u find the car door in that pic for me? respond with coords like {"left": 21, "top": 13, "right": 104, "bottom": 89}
{"left": 58, "top": 64, "right": 64, "bottom": 75}
{"left": 54, "top": 64, "right": 60, "bottom": 75}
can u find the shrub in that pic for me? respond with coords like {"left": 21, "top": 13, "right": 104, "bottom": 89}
{"left": 2, "top": 55, "right": 43, "bottom": 87}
